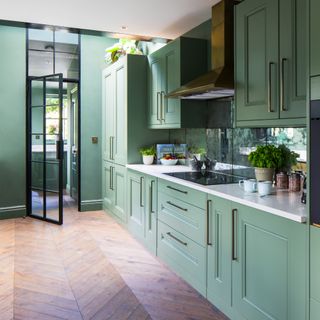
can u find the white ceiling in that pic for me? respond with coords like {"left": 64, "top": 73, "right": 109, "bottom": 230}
{"left": 0, "top": 0, "right": 219, "bottom": 39}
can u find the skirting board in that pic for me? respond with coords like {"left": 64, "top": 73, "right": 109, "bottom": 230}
{"left": 0, "top": 205, "right": 26, "bottom": 220}
{"left": 80, "top": 199, "right": 103, "bottom": 211}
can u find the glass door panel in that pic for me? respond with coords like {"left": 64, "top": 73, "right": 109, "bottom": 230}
{"left": 28, "top": 73, "right": 63, "bottom": 224}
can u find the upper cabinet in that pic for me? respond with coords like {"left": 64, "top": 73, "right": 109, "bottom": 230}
{"left": 102, "top": 54, "right": 168, "bottom": 166}
{"left": 311, "top": 0, "right": 320, "bottom": 77}
{"left": 148, "top": 37, "right": 208, "bottom": 129}
{"left": 235, "top": 0, "right": 306, "bottom": 127}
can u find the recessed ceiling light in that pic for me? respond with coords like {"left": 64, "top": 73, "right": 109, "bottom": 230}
{"left": 121, "top": 26, "right": 128, "bottom": 30}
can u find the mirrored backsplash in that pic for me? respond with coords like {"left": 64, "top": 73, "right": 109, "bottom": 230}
{"left": 169, "top": 127, "right": 307, "bottom": 169}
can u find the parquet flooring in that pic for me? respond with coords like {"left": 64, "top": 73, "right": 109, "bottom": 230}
{"left": 0, "top": 201, "right": 228, "bottom": 320}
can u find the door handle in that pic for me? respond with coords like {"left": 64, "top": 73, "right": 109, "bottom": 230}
{"left": 140, "top": 176, "right": 144, "bottom": 207}
{"left": 56, "top": 140, "right": 62, "bottom": 160}
{"left": 161, "top": 91, "right": 166, "bottom": 121}
{"left": 166, "top": 232, "right": 187, "bottom": 246}
{"left": 166, "top": 185, "right": 187, "bottom": 194}
{"left": 150, "top": 180, "right": 155, "bottom": 213}
{"left": 157, "top": 92, "right": 161, "bottom": 121}
{"left": 166, "top": 201, "right": 188, "bottom": 212}
{"left": 232, "top": 208, "right": 238, "bottom": 261}
{"left": 109, "top": 136, "right": 112, "bottom": 160}
{"left": 280, "top": 58, "right": 288, "bottom": 112}
{"left": 111, "top": 136, "right": 115, "bottom": 160}
{"left": 109, "top": 166, "right": 113, "bottom": 190}
{"left": 207, "top": 199, "right": 212, "bottom": 246}
{"left": 268, "top": 62, "right": 275, "bottom": 113}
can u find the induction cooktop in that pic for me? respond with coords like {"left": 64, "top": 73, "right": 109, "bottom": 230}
{"left": 163, "top": 170, "right": 244, "bottom": 186}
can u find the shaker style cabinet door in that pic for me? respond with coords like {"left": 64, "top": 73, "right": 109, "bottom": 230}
{"left": 279, "top": 0, "right": 306, "bottom": 119}
{"left": 235, "top": 0, "right": 279, "bottom": 122}
{"left": 310, "top": 0, "right": 320, "bottom": 77}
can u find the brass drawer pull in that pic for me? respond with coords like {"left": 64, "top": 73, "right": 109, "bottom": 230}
{"left": 166, "top": 232, "right": 187, "bottom": 246}
{"left": 232, "top": 208, "right": 238, "bottom": 261}
{"left": 280, "top": 58, "right": 288, "bottom": 112}
{"left": 166, "top": 201, "right": 187, "bottom": 212}
{"left": 268, "top": 62, "right": 275, "bottom": 113}
{"left": 207, "top": 199, "right": 212, "bottom": 246}
{"left": 166, "top": 185, "right": 187, "bottom": 194}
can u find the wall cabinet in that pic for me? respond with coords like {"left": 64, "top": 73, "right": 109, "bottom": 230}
{"left": 148, "top": 37, "right": 208, "bottom": 129}
{"left": 310, "top": 226, "right": 320, "bottom": 320}
{"left": 102, "top": 54, "right": 168, "bottom": 165}
{"left": 310, "top": 0, "right": 320, "bottom": 77}
{"left": 102, "top": 161, "right": 126, "bottom": 222}
{"left": 231, "top": 202, "right": 307, "bottom": 320}
{"left": 127, "top": 170, "right": 157, "bottom": 254}
{"left": 235, "top": 0, "right": 306, "bottom": 127}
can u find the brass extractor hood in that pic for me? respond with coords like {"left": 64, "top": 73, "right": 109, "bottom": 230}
{"left": 167, "top": 0, "right": 235, "bottom": 100}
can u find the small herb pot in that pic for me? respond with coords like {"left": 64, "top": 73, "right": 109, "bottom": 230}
{"left": 255, "top": 167, "right": 275, "bottom": 182}
{"left": 142, "top": 155, "right": 154, "bottom": 165}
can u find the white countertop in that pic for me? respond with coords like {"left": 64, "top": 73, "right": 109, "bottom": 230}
{"left": 127, "top": 164, "right": 308, "bottom": 223}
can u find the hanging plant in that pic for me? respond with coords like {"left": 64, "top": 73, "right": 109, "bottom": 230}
{"left": 105, "top": 39, "right": 142, "bottom": 64}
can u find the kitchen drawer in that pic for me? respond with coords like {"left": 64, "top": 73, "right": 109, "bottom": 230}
{"left": 158, "top": 192, "right": 206, "bottom": 246}
{"left": 158, "top": 179, "right": 206, "bottom": 209}
{"left": 157, "top": 221, "right": 206, "bottom": 296}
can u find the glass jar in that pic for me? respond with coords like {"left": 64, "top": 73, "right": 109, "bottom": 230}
{"left": 276, "top": 172, "right": 288, "bottom": 189}
{"left": 289, "top": 173, "right": 301, "bottom": 192}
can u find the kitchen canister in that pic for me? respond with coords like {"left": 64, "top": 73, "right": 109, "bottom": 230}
{"left": 289, "top": 173, "right": 301, "bottom": 192}
{"left": 276, "top": 172, "right": 288, "bottom": 189}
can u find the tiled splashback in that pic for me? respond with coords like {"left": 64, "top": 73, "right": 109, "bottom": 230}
{"left": 169, "top": 127, "right": 307, "bottom": 169}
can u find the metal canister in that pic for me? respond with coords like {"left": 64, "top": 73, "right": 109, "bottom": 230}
{"left": 289, "top": 173, "right": 301, "bottom": 192}
{"left": 276, "top": 172, "right": 288, "bottom": 189}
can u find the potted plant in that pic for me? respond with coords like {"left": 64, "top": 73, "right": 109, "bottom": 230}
{"left": 188, "top": 146, "right": 206, "bottom": 161}
{"left": 275, "top": 144, "right": 299, "bottom": 173}
{"left": 139, "top": 145, "right": 156, "bottom": 165}
{"left": 105, "top": 39, "right": 142, "bottom": 64}
{"left": 248, "top": 145, "right": 280, "bottom": 181}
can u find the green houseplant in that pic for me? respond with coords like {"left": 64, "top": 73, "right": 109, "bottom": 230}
{"left": 139, "top": 145, "right": 156, "bottom": 165}
{"left": 105, "top": 39, "right": 142, "bottom": 64}
{"left": 188, "top": 146, "right": 206, "bottom": 161}
{"left": 275, "top": 144, "right": 299, "bottom": 173}
{"left": 248, "top": 145, "right": 280, "bottom": 181}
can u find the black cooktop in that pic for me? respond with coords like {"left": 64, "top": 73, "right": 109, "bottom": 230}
{"left": 164, "top": 170, "right": 244, "bottom": 186}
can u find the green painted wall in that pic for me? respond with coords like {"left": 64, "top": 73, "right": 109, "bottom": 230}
{"left": 0, "top": 25, "right": 26, "bottom": 218}
{"left": 80, "top": 34, "right": 116, "bottom": 211}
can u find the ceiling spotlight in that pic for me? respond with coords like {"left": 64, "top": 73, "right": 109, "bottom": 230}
{"left": 121, "top": 26, "right": 128, "bottom": 30}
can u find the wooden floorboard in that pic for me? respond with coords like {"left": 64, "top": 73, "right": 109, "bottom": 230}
{"left": 0, "top": 200, "right": 229, "bottom": 320}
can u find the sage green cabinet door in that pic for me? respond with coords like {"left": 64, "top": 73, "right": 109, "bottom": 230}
{"left": 113, "top": 164, "right": 126, "bottom": 222}
{"left": 310, "top": 226, "right": 320, "bottom": 320}
{"left": 235, "top": 0, "right": 279, "bottom": 121}
{"left": 279, "top": 0, "right": 306, "bottom": 119}
{"left": 207, "top": 196, "right": 232, "bottom": 314}
{"left": 148, "top": 53, "right": 163, "bottom": 127}
{"left": 310, "top": 0, "right": 320, "bottom": 76}
{"left": 127, "top": 171, "right": 145, "bottom": 240}
{"left": 103, "top": 161, "right": 114, "bottom": 211}
{"left": 102, "top": 67, "right": 115, "bottom": 161}
{"left": 161, "top": 41, "right": 180, "bottom": 126}
{"left": 114, "top": 63, "right": 126, "bottom": 165}
{"left": 145, "top": 176, "right": 157, "bottom": 254}
{"left": 232, "top": 203, "right": 307, "bottom": 320}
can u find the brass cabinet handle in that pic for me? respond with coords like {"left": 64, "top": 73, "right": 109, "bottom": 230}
{"left": 166, "top": 232, "right": 187, "bottom": 246}
{"left": 161, "top": 91, "right": 166, "bottom": 121}
{"left": 109, "top": 166, "right": 113, "bottom": 190}
{"left": 166, "top": 185, "right": 187, "bottom": 194}
{"left": 268, "top": 62, "right": 275, "bottom": 113}
{"left": 166, "top": 201, "right": 188, "bottom": 212}
{"left": 111, "top": 136, "right": 115, "bottom": 160}
{"left": 150, "top": 180, "right": 155, "bottom": 213}
{"left": 157, "top": 92, "right": 161, "bottom": 121}
{"left": 280, "top": 58, "right": 288, "bottom": 112}
{"left": 140, "top": 176, "right": 144, "bottom": 207}
{"left": 207, "top": 199, "right": 212, "bottom": 246}
{"left": 232, "top": 208, "right": 238, "bottom": 261}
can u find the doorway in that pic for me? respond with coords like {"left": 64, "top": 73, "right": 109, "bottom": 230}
{"left": 26, "top": 27, "right": 80, "bottom": 224}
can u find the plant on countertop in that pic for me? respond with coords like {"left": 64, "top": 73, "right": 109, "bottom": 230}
{"left": 139, "top": 145, "right": 156, "bottom": 156}
{"left": 188, "top": 146, "right": 206, "bottom": 156}
{"left": 275, "top": 144, "right": 300, "bottom": 173}
{"left": 248, "top": 144, "right": 280, "bottom": 168}
{"left": 105, "top": 39, "right": 142, "bottom": 64}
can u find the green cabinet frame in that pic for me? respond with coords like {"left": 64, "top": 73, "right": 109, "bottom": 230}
{"left": 235, "top": 0, "right": 306, "bottom": 127}
{"left": 148, "top": 37, "right": 208, "bottom": 129}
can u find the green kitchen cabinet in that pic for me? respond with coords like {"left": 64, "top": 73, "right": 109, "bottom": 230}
{"left": 310, "top": 226, "right": 320, "bottom": 320}
{"left": 127, "top": 170, "right": 157, "bottom": 254}
{"left": 148, "top": 37, "right": 208, "bottom": 129}
{"left": 103, "top": 161, "right": 126, "bottom": 222}
{"left": 207, "top": 195, "right": 234, "bottom": 318}
{"left": 310, "top": 0, "right": 320, "bottom": 77}
{"left": 235, "top": 0, "right": 306, "bottom": 127}
{"left": 231, "top": 202, "right": 307, "bottom": 320}
{"left": 102, "top": 54, "right": 168, "bottom": 165}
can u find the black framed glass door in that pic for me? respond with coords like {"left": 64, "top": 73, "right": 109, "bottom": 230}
{"left": 27, "top": 73, "right": 64, "bottom": 224}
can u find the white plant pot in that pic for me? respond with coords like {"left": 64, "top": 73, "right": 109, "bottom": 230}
{"left": 255, "top": 167, "right": 275, "bottom": 182}
{"left": 142, "top": 155, "right": 154, "bottom": 165}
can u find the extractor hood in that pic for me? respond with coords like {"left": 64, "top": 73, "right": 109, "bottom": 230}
{"left": 167, "top": 0, "right": 235, "bottom": 100}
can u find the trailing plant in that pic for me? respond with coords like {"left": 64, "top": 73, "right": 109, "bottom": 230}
{"left": 139, "top": 145, "right": 156, "bottom": 156}
{"left": 105, "top": 39, "right": 142, "bottom": 64}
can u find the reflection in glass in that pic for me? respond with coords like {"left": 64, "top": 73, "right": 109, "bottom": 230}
{"left": 31, "top": 162, "right": 43, "bottom": 190}
{"left": 45, "top": 192, "right": 59, "bottom": 221}
{"left": 31, "top": 189, "right": 44, "bottom": 217}
{"left": 32, "top": 135, "right": 44, "bottom": 161}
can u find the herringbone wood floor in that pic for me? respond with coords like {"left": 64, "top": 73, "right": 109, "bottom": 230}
{"left": 0, "top": 202, "right": 228, "bottom": 320}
